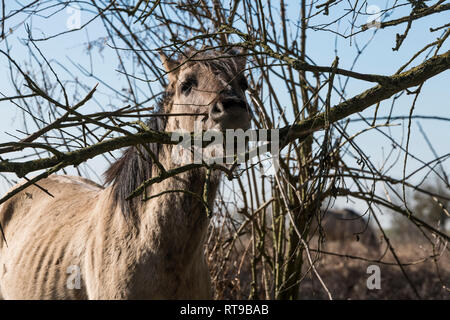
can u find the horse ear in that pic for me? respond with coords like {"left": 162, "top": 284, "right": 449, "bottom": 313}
{"left": 231, "top": 47, "right": 247, "bottom": 72}
{"left": 159, "top": 51, "right": 179, "bottom": 83}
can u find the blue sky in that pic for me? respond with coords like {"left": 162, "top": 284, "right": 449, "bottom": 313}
{"left": 0, "top": 1, "right": 449, "bottom": 227}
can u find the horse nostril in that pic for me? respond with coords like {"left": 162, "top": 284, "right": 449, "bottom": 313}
{"left": 222, "top": 99, "right": 247, "bottom": 110}
{"left": 210, "top": 99, "right": 248, "bottom": 122}
{"left": 211, "top": 104, "right": 223, "bottom": 116}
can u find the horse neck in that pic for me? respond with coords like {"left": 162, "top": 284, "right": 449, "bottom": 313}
{"left": 99, "top": 100, "right": 221, "bottom": 264}
{"left": 135, "top": 144, "right": 220, "bottom": 259}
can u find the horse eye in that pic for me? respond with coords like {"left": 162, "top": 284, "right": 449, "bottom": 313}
{"left": 181, "top": 78, "right": 197, "bottom": 94}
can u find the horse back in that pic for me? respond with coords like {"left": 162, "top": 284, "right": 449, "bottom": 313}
{"left": 0, "top": 175, "right": 103, "bottom": 299}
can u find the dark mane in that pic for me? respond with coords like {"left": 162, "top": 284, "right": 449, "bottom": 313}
{"left": 103, "top": 94, "right": 169, "bottom": 216}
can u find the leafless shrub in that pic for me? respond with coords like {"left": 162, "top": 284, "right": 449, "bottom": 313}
{"left": 0, "top": 0, "right": 449, "bottom": 299}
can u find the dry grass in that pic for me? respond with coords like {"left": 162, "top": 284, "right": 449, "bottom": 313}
{"left": 298, "top": 241, "right": 449, "bottom": 300}
{"left": 209, "top": 235, "right": 450, "bottom": 300}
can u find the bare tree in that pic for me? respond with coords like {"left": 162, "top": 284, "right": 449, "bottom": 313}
{"left": 0, "top": 0, "right": 449, "bottom": 299}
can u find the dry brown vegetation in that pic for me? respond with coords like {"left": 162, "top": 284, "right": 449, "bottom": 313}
{"left": 209, "top": 232, "right": 449, "bottom": 300}
{"left": 298, "top": 242, "right": 449, "bottom": 300}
